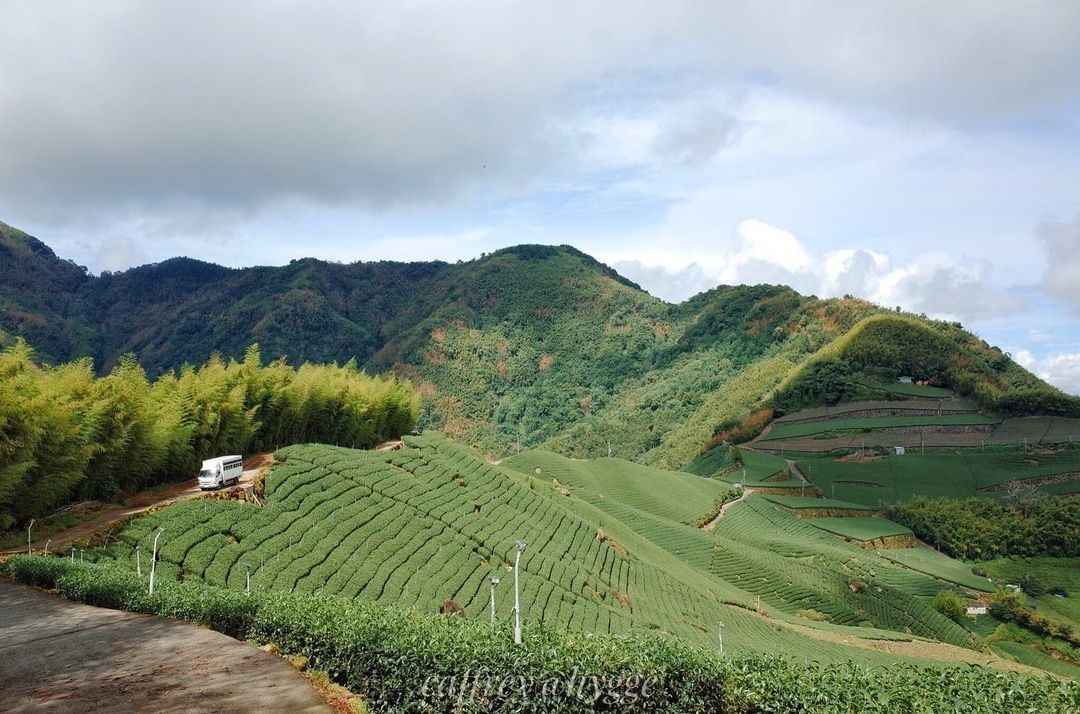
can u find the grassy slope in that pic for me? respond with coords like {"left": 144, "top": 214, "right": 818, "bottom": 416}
{"left": 95, "top": 436, "right": 990, "bottom": 669}
{"left": 505, "top": 450, "right": 976, "bottom": 649}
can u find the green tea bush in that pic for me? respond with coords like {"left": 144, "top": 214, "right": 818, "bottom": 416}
{"left": 4, "top": 556, "right": 1078, "bottom": 713}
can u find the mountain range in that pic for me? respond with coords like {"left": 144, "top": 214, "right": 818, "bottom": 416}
{"left": 2, "top": 219, "right": 1075, "bottom": 466}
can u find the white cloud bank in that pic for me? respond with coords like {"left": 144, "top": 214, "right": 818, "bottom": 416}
{"left": 611, "top": 218, "right": 1025, "bottom": 324}
{"left": 1015, "top": 351, "right": 1080, "bottom": 396}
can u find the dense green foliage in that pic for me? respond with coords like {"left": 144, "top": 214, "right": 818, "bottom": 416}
{"left": 5, "top": 556, "right": 1076, "bottom": 713}
{"left": 887, "top": 496, "right": 1080, "bottom": 560}
{"left": 0, "top": 340, "right": 418, "bottom": 527}
{"left": 11, "top": 219, "right": 1074, "bottom": 469}
{"left": 988, "top": 589, "right": 1079, "bottom": 647}
{"left": 933, "top": 590, "right": 967, "bottom": 623}
{"left": 772, "top": 315, "right": 1080, "bottom": 418}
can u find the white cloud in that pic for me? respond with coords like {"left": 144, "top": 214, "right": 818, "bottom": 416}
{"left": 3, "top": 2, "right": 1080, "bottom": 224}
{"left": 1039, "top": 214, "right": 1080, "bottom": 311}
{"left": 1020, "top": 352, "right": 1080, "bottom": 395}
{"left": 608, "top": 217, "right": 1025, "bottom": 323}
{"left": 94, "top": 237, "right": 145, "bottom": 273}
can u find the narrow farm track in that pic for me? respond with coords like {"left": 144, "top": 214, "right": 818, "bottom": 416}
{"left": 701, "top": 491, "right": 750, "bottom": 531}
{"left": 0, "top": 579, "right": 329, "bottom": 713}
{"left": 2, "top": 454, "right": 272, "bottom": 556}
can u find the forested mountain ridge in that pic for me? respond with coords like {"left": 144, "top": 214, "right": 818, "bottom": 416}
{"left": 1, "top": 219, "right": 1075, "bottom": 465}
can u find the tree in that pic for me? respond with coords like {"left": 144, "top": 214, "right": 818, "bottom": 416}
{"left": 933, "top": 590, "right": 966, "bottom": 623}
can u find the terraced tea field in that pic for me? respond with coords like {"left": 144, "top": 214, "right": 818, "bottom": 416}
{"left": 507, "top": 451, "right": 977, "bottom": 647}
{"left": 93, "top": 435, "right": 983, "bottom": 668}
{"left": 805, "top": 516, "right": 913, "bottom": 543}
{"left": 878, "top": 547, "right": 994, "bottom": 592}
{"left": 797, "top": 450, "right": 1080, "bottom": 506}
{"left": 760, "top": 397, "right": 1080, "bottom": 454}
{"left": 762, "top": 414, "right": 1000, "bottom": 442}
{"left": 81, "top": 436, "right": 1027, "bottom": 671}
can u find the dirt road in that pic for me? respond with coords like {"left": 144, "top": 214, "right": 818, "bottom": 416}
{"left": 0, "top": 579, "right": 329, "bottom": 713}
{"left": 4, "top": 454, "right": 273, "bottom": 556}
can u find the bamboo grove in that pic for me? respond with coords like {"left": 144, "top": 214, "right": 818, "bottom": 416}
{"left": 0, "top": 340, "right": 420, "bottom": 528}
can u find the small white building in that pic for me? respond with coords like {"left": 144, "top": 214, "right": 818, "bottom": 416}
{"left": 898, "top": 376, "right": 913, "bottom": 384}
{"left": 894, "top": 446, "right": 906, "bottom": 456}
{"left": 966, "top": 606, "right": 987, "bottom": 616}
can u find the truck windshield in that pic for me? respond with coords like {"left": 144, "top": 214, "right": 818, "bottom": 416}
{"left": 199, "top": 469, "right": 214, "bottom": 478}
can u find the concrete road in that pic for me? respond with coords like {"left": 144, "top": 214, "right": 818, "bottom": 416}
{"left": 0, "top": 579, "right": 329, "bottom": 713}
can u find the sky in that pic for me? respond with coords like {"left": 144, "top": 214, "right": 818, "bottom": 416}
{"left": 1, "top": 2, "right": 1079, "bottom": 392}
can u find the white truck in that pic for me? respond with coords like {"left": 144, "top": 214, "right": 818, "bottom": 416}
{"left": 198, "top": 455, "right": 244, "bottom": 490}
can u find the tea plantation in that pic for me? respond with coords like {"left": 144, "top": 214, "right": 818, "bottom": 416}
{"left": 78, "top": 435, "right": 988, "bottom": 665}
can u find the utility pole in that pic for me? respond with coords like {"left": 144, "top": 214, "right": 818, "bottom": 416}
{"left": 513, "top": 540, "right": 527, "bottom": 645}
{"left": 149, "top": 527, "right": 164, "bottom": 595}
{"left": 489, "top": 575, "right": 501, "bottom": 631}
{"left": 27, "top": 519, "right": 35, "bottom": 555}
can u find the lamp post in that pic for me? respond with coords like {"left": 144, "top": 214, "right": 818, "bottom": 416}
{"left": 135, "top": 543, "right": 142, "bottom": 577}
{"left": 44, "top": 540, "right": 51, "bottom": 557}
{"left": 513, "top": 540, "right": 527, "bottom": 645}
{"left": 243, "top": 562, "right": 253, "bottom": 596}
{"left": 70, "top": 546, "right": 75, "bottom": 562}
{"left": 489, "top": 575, "right": 501, "bottom": 631}
{"left": 718, "top": 621, "right": 725, "bottom": 655}
{"left": 27, "top": 519, "right": 35, "bottom": 555}
{"left": 149, "top": 527, "right": 164, "bottom": 595}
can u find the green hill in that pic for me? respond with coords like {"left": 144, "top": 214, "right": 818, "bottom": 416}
{"left": 91, "top": 434, "right": 1014, "bottom": 668}
{"left": 3, "top": 219, "right": 1076, "bottom": 468}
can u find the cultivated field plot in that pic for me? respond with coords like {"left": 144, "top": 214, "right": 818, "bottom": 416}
{"left": 857, "top": 381, "right": 954, "bottom": 399}
{"left": 506, "top": 450, "right": 729, "bottom": 525}
{"left": 503, "top": 453, "right": 977, "bottom": 649}
{"left": 806, "top": 517, "right": 912, "bottom": 542}
{"left": 755, "top": 432, "right": 990, "bottom": 454}
{"left": 878, "top": 547, "right": 994, "bottom": 592}
{"left": 773, "top": 399, "right": 980, "bottom": 425}
{"left": 989, "top": 417, "right": 1080, "bottom": 445}
{"left": 796, "top": 449, "right": 1080, "bottom": 505}
{"left": 105, "top": 437, "right": 982, "bottom": 665}
{"left": 762, "top": 414, "right": 999, "bottom": 442}
{"left": 761, "top": 495, "right": 877, "bottom": 512}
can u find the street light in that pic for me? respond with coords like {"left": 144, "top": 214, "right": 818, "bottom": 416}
{"left": 718, "top": 621, "right": 725, "bottom": 655}
{"left": 489, "top": 575, "right": 501, "bottom": 630}
{"left": 135, "top": 543, "right": 142, "bottom": 577}
{"left": 44, "top": 540, "right": 51, "bottom": 557}
{"left": 149, "top": 527, "right": 165, "bottom": 595}
{"left": 27, "top": 519, "right": 36, "bottom": 555}
{"left": 243, "top": 562, "right": 253, "bottom": 596}
{"left": 513, "top": 540, "right": 527, "bottom": 645}
{"left": 70, "top": 546, "right": 75, "bottom": 562}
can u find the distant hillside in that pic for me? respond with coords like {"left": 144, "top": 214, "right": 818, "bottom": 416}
{"left": 1, "top": 219, "right": 1077, "bottom": 466}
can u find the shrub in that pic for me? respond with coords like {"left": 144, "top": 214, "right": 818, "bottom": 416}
{"left": 933, "top": 590, "right": 966, "bottom": 623}
{"left": 5, "top": 556, "right": 1079, "bottom": 713}
{"left": 1021, "top": 573, "right": 1047, "bottom": 598}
